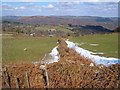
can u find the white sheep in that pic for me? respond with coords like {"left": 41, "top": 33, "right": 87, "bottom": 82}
{"left": 24, "top": 48, "right": 27, "bottom": 51}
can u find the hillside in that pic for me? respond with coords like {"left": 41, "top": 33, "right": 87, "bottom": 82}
{"left": 69, "top": 25, "right": 113, "bottom": 35}
{"left": 3, "top": 16, "right": 118, "bottom": 36}
{"left": 2, "top": 16, "right": 118, "bottom": 30}
{"left": 114, "top": 26, "right": 120, "bottom": 32}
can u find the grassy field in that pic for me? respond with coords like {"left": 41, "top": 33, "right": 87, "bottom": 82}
{"left": 35, "top": 25, "right": 72, "bottom": 33}
{"left": 2, "top": 36, "right": 58, "bottom": 64}
{"left": 69, "top": 33, "right": 119, "bottom": 58}
{"left": 2, "top": 33, "right": 119, "bottom": 64}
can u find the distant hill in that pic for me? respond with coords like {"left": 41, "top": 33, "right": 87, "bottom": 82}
{"left": 2, "top": 16, "right": 21, "bottom": 21}
{"left": 2, "top": 20, "right": 23, "bottom": 25}
{"left": 2, "top": 16, "right": 118, "bottom": 30}
{"left": 69, "top": 25, "right": 113, "bottom": 35}
{"left": 113, "top": 26, "right": 120, "bottom": 32}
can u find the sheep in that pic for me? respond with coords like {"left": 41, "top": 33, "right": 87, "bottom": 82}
{"left": 24, "top": 48, "right": 27, "bottom": 51}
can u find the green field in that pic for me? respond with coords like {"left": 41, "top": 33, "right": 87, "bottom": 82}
{"left": 2, "top": 33, "right": 119, "bottom": 64}
{"left": 2, "top": 36, "right": 58, "bottom": 64}
{"left": 69, "top": 33, "right": 119, "bottom": 58}
{"left": 35, "top": 25, "right": 72, "bottom": 33}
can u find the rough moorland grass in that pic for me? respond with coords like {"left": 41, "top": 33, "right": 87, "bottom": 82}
{"left": 2, "top": 36, "right": 58, "bottom": 64}
{"left": 69, "top": 33, "right": 119, "bottom": 58}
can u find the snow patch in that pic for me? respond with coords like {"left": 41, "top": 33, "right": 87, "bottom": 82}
{"left": 66, "top": 40, "right": 120, "bottom": 66}
{"left": 89, "top": 44, "right": 99, "bottom": 46}
{"left": 34, "top": 46, "right": 59, "bottom": 65}
{"left": 92, "top": 52, "right": 104, "bottom": 55}
{"left": 75, "top": 42, "right": 85, "bottom": 46}
{"left": 49, "top": 46, "right": 59, "bottom": 64}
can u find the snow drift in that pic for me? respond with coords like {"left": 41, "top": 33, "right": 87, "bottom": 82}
{"left": 66, "top": 40, "right": 120, "bottom": 66}
{"left": 49, "top": 46, "right": 59, "bottom": 64}
{"left": 48, "top": 40, "right": 120, "bottom": 66}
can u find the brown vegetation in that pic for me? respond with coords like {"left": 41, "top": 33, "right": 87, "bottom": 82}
{"left": 2, "top": 64, "right": 45, "bottom": 88}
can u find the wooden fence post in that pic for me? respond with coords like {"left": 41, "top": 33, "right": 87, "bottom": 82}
{"left": 15, "top": 76, "right": 20, "bottom": 89}
{"left": 2, "top": 67, "right": 10, "bottom": 88}
{"left": 25, "top": 72, "right": 30, "bottom": 88}
{"left": 45, "top": 64, "right": 50, "bottom": 89}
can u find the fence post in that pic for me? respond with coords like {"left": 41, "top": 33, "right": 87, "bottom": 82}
{"left": 2, "top": 67, "right": 10, "bottom": 88}
{"left": 25, "top": 72, "right": 30, "bottom": 88}
{"left": 45, "top": 64, "right": 50, "bottom": 89}
{"left": 15, "top": 76, "right": 20, "bottom": 89}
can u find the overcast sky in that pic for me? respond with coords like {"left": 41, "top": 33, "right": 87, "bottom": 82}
{"left": 2, "top": 0, "right": 119, "bottom": 17}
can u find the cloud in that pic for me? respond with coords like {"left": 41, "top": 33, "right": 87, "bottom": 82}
{"left": 2, "top": 0, "right": 58, "bottom": 2}
{"left": 2, "top": 4, "right": 26, "bottom": 10}
{"left": 60, "top": 0, "right": 119, "bottom": 2}
{"left": 47, "top": 4, "right": 54, "bottom": 8}
{"left": 3, "top": 0, "right": 38, "bottom": 2}
{"left": 14, "top": 7, "right": 25, "bottom": 10}
{"left": 57, "top": 2, "right": 118, "bottom": 17}
{"left": 2, "top": 4, "right": 14, "bottom": 10}
{"left": 2, "top": 0, "right": 120, "bottom": 2}
{"left": 58, "top": 2, "right": 77, "bottom": 9}
{"left": 2, "top": 2, "right": 118, "bottom": 17}
{"left": 19, "top": 6, "right": 26, "bottom": 9}
{"left": 14, "top": 7, "right": 18, "bottom": 10}
{"left": 42, "top": 4, "right": 55, "bottom": 9}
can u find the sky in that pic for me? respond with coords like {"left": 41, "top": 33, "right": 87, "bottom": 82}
{"left": 2, "top": 0, "right": 120, "bottom": 2}
{"left": 1, "top": 0, "right": 119, "bottom": 17}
